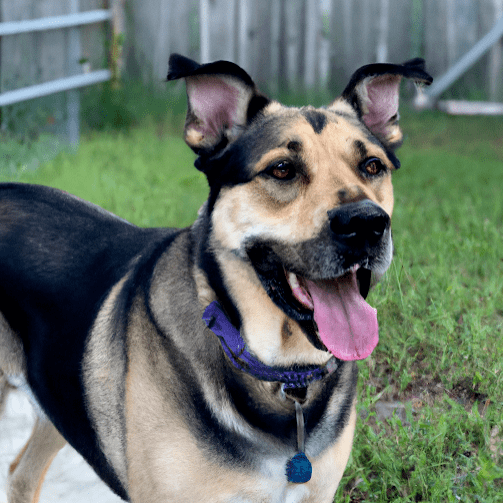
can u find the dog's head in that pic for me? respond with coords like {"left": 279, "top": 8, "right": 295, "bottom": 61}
{"left": 168, "top": 55, "right": 431, "bottom": 366}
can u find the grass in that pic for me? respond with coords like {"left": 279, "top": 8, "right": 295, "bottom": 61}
{"left": 0, "top": 120, "right": 204, "bottom": 228}
{"left": 342, "top": 110, "right": 503, "bottom": 502}
{"left": 1, "top": 105, "right": 502, "bottom": 502}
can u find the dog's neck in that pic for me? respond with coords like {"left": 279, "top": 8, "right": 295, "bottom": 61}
{"left": 202, "top": 300, "right": 339, "bottom": 389}
{"left": 192, "top": 220, "right": 332, "bottom": 370}
{"left": 191, "top": 211, "right": 334, "bottom": 379}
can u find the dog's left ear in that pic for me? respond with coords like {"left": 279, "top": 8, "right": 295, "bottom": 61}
{"left": 334, "top": 58, "right": 432, "bottom": 150}
{"left": 167, "top": 54, "right": 270, "bottom": 156}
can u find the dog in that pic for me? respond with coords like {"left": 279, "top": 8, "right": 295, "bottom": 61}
{"left": 0, "top": 54, "right": 431, "bottom": 502}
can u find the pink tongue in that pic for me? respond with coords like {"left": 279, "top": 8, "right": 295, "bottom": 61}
{"left": 304, "top": 273, "right": 378, "bottom": 361}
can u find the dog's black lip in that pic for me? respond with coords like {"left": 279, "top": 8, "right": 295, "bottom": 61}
{"left": 247, "top": 244, "right": 373, "bottom": 304}
{"left": 246, "top": 246, "right": 313, "bottom": 323}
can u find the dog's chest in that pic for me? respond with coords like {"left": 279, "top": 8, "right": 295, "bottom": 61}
{"left": 246, "top": 457, "right": 312, "bottom": 503}
{"left": 227, "top": 482, "right": 309, "bottom": 503}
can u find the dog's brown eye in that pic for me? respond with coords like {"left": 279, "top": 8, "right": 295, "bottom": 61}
{"left": 269, "top": 161, "right": 296, "bottom": 180}
{"left": 362, "top": 158, "right": 385, "bottom": 177}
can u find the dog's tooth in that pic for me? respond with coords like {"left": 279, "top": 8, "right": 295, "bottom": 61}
{"left": 287, "top": 271, "right": 300, "bottom": 289}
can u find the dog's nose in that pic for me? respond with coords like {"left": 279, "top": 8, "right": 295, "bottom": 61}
{"left": 328, "top": 200, "right": 390, "bottom": 247}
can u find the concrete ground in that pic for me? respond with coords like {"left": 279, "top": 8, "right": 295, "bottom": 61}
{"left": 0, "top": 390, "right": 123, "bottom": 503}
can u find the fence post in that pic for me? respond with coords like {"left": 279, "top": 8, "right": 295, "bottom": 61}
{"left": 376, "top": 0, "right": 389, "bottom": 62}
{"left": 111, "top": 0, "right": 125, "bottom": 88}
{"left": 277, "top": 0, "right": 288, "bottom": 92}
{"left": 237, "top": 0, "right": 249, "bottom": 70}
{"left": 489, "top": 0, "right": 503, "bottom": 100}
{"left": 199, "top": 0, "right": 210, "bottom": 63}
{"left": 304, "top": 0, "right": 320, "bottom": 89}
{"left": 67, "top": 0, "right": 81, "bottom": 147}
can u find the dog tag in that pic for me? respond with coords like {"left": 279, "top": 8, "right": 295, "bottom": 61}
{"left": 286, "top": 452, "right": 312, "bottom": 483}
{"left": 285, "top": 400, "right": 312, "bottom": 483}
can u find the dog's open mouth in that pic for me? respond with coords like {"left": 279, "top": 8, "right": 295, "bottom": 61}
{"left": 286, "top": 267, "right": 378, "bottom": 361}
{"left": 247, "top": 246, "right": 378, "bottom": 361}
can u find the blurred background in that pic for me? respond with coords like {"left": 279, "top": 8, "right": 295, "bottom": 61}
{"left": 1, "top": 0, "right": 502, "bottom": 147}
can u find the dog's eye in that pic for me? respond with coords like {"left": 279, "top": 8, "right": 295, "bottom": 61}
{"left": 267, "top": 161, "right": 296, "bottom": 181}
{"left": 362, "top": 157, "right": 386, "bottom": 177}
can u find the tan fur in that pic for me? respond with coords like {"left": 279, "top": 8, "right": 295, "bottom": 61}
{"left": 7, "top": 416, "right": 66, "bottom": 503}
{"left": 305, "top": 402, "right": 356, "bottom": 502}
{"left": 126, "top": 297, "right": 266, "bottom": 503}
{"left": 0, "top": 369, "right": 14, "bottom": 416}
{"left": 126, "top": 288, "right": 356, "bottom": 503}
{"left": 0, "top": 312, "right": 25, "bottom": 422}
{"left": 82, "top": 274, "right": 133, "bottom": 487}
{"left": 211, "top": 113, "right": 394, "bottom": 251}
{"left": 0, "top": 312, "right": 26, "bottom": 378}
{"left": 193, "top": 264, "right": 218, "bottom": 307}
{"left": 210, "top": 247, "right": 331, "bottom": 367}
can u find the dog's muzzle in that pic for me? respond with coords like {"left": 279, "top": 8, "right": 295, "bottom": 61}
{"left": 245, "top": 199, "right": 392, "bottom": 362}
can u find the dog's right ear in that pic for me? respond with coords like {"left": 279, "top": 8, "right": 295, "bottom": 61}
{"left": 168, "top": 54, "right": 270, "bottom": 156}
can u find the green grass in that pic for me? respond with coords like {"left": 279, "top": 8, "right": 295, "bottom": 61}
{"left": 342, "top": 111, "right": 503, "bottom": 502}
{"left": 0, "top": 120, "right": 205, "bottom": 228}
{"left": 1, "top": 108, "right": 502, "bottom": 502}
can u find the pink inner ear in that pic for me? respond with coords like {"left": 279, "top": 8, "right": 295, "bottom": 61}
{"left": 362, "top": 75, "right": 401, "bottom": 136}
{"left": 187, "top": 76, "right": 240, "bottom": 138}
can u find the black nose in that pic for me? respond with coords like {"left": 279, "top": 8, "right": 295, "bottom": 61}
{"left": 328, "top": 200, "right": 390, "bottom": 247}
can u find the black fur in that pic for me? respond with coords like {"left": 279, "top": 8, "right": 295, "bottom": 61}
{"left": 302, "top": 109, "right": 328, "bottom": 134}
{"left": 0, "top": 183, "right": 176, "bottom": 499}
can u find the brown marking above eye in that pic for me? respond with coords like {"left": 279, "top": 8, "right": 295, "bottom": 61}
{"left": 287, "top": 140, "right": 302, "bottom": 153}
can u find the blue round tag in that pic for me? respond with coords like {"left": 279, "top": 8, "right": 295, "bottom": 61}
{"left": 286, "top": 452, "right": 312, "bottom": 483}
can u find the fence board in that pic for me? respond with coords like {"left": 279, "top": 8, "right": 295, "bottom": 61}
{"left": 486, "top": 0, "right": 503, "bottom": 101}
{"left": 169, "top": 1, "right": 195, "bottom": 61}
{"left": 329, "top": 0, "right": 347, "bottom": 90}
{"left": 153, "top": 0, "right": 170, "bottom": 83}
{"left": 120, "top": 0, "right": 503, "bottom": 100}
{"left": 387, "top": 0, "right": 412, "bottom": 63}
{"left": 423, "top": 0, "right": 448, "bottom": 77}
{"left": 2, "top": 0, "right": 502, "bottom": 120}
{"left": 0, "top": 69, "right": 111, "bottom": 107}
{"left": 80, "top": 1, "right": 108, "bottom": 77}
{"left": 207, "top": 0, "right": 236, "bottom": 63}
{"left": 253, "top": 0, "right": 273, "bottom": 87}
{"left": 303, "top": 0, "right": 320, "bottom": 89}
{"left": 0, "top": 0, "right": 111, "bottom": 143}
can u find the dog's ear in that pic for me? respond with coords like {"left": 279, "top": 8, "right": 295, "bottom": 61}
{"left": 167, "top": 54, "right": 270, "bottom": 156}
{"left": 334, "top": 58, "right": 432, "bottom": 150}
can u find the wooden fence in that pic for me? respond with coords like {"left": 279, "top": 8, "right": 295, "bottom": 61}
{"left": 1, "top": 0, "right": 502, "bottom": 140}
{"left": 126, "top": 0, "right": 503, "bottom": 100}
{"left": 0, "top": 0, "right": 110, "bottom": 141}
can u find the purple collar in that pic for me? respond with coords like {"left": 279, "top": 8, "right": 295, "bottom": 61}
{"left": 202, "top": 301, "right": 339, "bottom": 389}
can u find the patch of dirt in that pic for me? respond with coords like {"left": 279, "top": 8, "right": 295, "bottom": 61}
{"left": 362, "top": 357, "right": 491, "bottom": 424}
